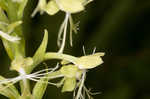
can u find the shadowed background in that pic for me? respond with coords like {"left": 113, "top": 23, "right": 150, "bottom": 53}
{"left": 0, "top": 0, "right": 150, "bottom": 99}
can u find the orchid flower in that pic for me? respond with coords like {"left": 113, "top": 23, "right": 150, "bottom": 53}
{"left": 51, "top": 48, "right": 105, "bottom": 99}
{"left": 31, "top": 0, "right": 93, "bottom": 53}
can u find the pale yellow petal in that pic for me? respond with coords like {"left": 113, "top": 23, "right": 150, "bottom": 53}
{"left": 45, "top": 0, "right": 59, "bottom": 15}
{"left": 60, "top": 65, "right": 81, "bottom": 78}
{"left": 57, "top": 0, "right": 84, "bottom": 13}
{"left": 61, "top": 78, "right": 76, "bottom": 92}
{"left": 75, "top": 53, "right": 105, "bottom": 69}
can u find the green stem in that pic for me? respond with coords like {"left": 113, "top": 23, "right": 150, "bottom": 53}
{"left": 27, "top": 52, "right": 77, "bottom": 74}
{"left": 44, "top": 52, "right": 77, "bottom": 63}
{"left": 19, "top": 80, "right": 32, "bottom": 99}
{"left": 32, "top": 71, "right": 63, "bottom": 99}
{"left": 19, "top": 68, "right": 32, "bottom": 99}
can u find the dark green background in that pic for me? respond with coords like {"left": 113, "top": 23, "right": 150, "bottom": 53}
{"left": 0, "top": 0, "right": 150, "bottom": 99}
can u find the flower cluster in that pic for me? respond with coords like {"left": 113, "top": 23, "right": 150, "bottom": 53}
{"left": 0, "top": 0, "right": 104, "bottom": 99}
{"left": 31, "top": 0, "right": 93, "bottom": 16}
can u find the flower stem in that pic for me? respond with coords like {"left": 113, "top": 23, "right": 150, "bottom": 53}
{"left": 44, "top": 52, "right": 77, "bottom": 63}
{"left": 19, "top": 68, "right": 32, "bottom": 98}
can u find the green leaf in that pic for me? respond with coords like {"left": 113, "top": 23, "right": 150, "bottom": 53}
{"left": 0, "top": 6, "right": 25, "bottom": 60}
{"left": 6, "top": 0, "right": 19, "bottom": 21}
{"left": 0, "top": 0, "right": 8, "bottom": 11}
{"left": 31, "top": 29, "right": 48, "bottom": 72}
{"left": 0, "top": 7, "right": 14, "bottom": 59}
{"left": 17, "top": 0, "right": 28, "bottom": 19}
{"left": 0, "top": 76, "right": 20, "bottom": 99}
{"left": 32, "top": 72, "right": 48, "bottom": 99}
{"left": 0, "top": 7, "right": 8, "bottom": 22}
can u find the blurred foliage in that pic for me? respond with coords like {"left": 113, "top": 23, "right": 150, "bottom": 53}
{"left": 0, "top": 0, "right": 150, "bottom": 99}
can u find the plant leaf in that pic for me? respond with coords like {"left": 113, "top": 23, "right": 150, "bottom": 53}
{"left": 0, "top": 0, "right": 8, "bottom": 11}
{"left": 17, "top": 0, "right": 28, "bottom": 19}
{"left": 0, "top": 76, "right": 20, "bottom": 99}
{"left": 31, "top": 29, "right": 48, "bottom": 72}
{"left": 0, "top": 6, "right": 25, "bottom": 60}
{"left": 32, "top": 71, "right": 48, "bottom": 99}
